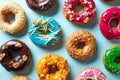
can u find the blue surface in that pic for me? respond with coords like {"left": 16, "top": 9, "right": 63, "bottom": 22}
{"left": 0, "top": 0, "right": 120, "bottom": 80}
{"left": 29, "top": 16, "right": 61, "bottom": 47}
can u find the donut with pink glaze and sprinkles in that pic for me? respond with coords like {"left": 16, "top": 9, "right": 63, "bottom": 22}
{"left": 99, "top": 7, "right": 120, "bottom": 40}
{"left": 62, "top": 0, "right": 96, "bottom": 25}
{"left": 75, "top": 68, "right": 107, "bottom": 80}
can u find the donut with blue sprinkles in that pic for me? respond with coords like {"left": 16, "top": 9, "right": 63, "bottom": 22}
{"left": 29, "top": 16, "right": 62, "bottom": 47}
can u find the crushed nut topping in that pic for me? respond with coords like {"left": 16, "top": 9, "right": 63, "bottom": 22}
{"left": 12, "top": 62, "right": 20, "bottom": 68}
{"left": 33, "top": 20, "right": 38, "bottom": 27}
{"left": 15, "top": 42, "right": 22, "bottom": 48}
{"left": 0, "top": 53, "right": 6, "bottom": 61}
{"left": 22, "top": 55, "right": 28, "bottom": 61}
{"left": 4, "top": 44, "right": 8, "bottom": 49}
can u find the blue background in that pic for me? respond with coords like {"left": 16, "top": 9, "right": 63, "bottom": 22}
{"left": 0, "top": 0, "right": 120, "bottom": 80}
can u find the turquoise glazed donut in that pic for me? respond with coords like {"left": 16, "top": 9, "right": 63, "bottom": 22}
{"left": 29, "top": 16, "right": 61, "bottom": 47}
{"left": 103, "top": 46, "right": 120, "bottom": 74}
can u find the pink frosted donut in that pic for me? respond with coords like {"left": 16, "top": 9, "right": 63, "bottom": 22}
{"left": 62, "top": 0, "right": 96, "bottom": 24}
{"left": 75, "top": 68, "right": 107, "bottom": 80}
{"left": 99, "top": 7, "right": 120, "bottom": 40}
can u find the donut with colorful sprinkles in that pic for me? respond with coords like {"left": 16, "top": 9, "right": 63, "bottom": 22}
{"left": 103, "top": 46, "right": 120, "bottom": 74}
{"left": 99, "top": 7, "right": 120, "bottom": 40}
{"left": 29, "top": 16, "right": 62, "bottom": 47}
{"left": 62, "top": 0, "right": 96, "bottom": 24}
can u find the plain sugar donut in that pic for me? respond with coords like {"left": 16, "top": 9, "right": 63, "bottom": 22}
{"left": 0, "top": 1, "right": 26, "bottom": 34}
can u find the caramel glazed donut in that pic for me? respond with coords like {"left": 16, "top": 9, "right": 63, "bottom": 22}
{"left": 0, "top": 40, "right": 31, "bottom": 71}
{"left": 0, "top": 1, "right": 26, "bottom": 34}
{"left": 36, "top": 54, "right": 70, "bottom": 80}
{"left": 66, "top": 30, "right": 96, "bottom": 60}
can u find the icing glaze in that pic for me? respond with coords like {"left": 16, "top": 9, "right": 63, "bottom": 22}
{"left": 0, "top": 40, "right": 31, "bottom": 71}
{"left": 29, "top": 16, "right": 61, "bottom": 47}
{"left": 75, "top": 68, "right": 107, "bottom": 80}
{"left": 36, "top": 54, "right": 70, "bottom": 80}
{"left": 26, "top": 0, "right": 55, "bottom": 11}
{"left": 104, "top": 47, "right": 120, "bottom": 74}
{"left": 99, "top": 7, "right": 120, "bottom": 40}
{"left": 62, "top": 0, "right": 96, "bottom": 24}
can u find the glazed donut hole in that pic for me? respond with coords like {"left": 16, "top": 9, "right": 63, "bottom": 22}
{"left": 48, "top": 65, "right": 59, "bottom": 73}
{"left": 114, "top": 56, "right": 120, "bottom": 64}
{"left": 109, "top": 17, "right": 120, "bottom": 28}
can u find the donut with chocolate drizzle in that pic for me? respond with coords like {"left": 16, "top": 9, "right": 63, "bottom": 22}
{"left": 26, "top": 0, "right": 55, "bottom": 11}
{"left": 0, "top": 40, "right": 31, "bottom": 71}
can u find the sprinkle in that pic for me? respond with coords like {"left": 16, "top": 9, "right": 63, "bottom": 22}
{"left": 89, "top": 4, "right": 93, "bottom": 8}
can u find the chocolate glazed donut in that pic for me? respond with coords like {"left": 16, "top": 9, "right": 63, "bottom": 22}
{"left": 0, "top": 40, "right": 31, "bottom": 71}
{"left": 26, "top": 0, "right": 55, "bottom": 11}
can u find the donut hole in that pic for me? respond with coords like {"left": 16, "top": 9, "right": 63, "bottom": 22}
{"left": 2, "top": 11, "right": 15, "bottom": 24}
{"left": 74, "top": 6, "right": 84, "bottom": 13}
{"left": 10, "top": 50, "right": 20, "bottom": 61}
{"left": 48, "top": 65, "right": 58, "bottom": 73}
{"left": 78, "top": 43, "right": 85, "bottom": 49}
{"left": 6, "top": 13, "right": 15, "bottom": 24}
{"left": 110, "top": 18, "right": 119, "bottom": 28}
{"left": 114, "top": 56, "right": 120, "bottom": 64}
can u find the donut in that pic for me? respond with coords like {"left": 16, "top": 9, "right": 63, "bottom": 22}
{"left": 62, "top": 0, "right": 96, "bottom": 24}
{"left": 75, "top": 68, "right": 107, "bottom": 80}
{"left": 36, "top": 54, "right": 70, "bottom": 80}
{"left": 0, "top": 40, "right": 31, "bottom": 71}
{"left": 29, "top": 16, "right": 62, "bottom": 47}
{"left": 0, "top": 1, "right": 26, "bottom": 34}
{"left": 26, "top": 0, "right": 55, "bottom": 11}
{"left": 11, "top": 76, "right": 30, "bottom": 80}
{"left": 103, "top": 46, "right": 120, "bottom": 74}
{"left": 66, "top": 30, "right": 96, "bottom": 60}
{"left": 99, "top": 7, "right": 120, "bottom": 40}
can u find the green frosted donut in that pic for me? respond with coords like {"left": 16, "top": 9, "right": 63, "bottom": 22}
{"left": 104, "top": 47, "right": 120, "bottom": 74}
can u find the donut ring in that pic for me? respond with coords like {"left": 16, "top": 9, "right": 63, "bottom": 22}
{"left": 0, "top": 1, "right": 26, "bottom": 34}
{"left": 62, "top": 0, "right": 96, "bottom": 24}
{"left": 11, "top": 76, "right": 30, "bottom": 80}
{"left": 103, "top": 46, "right": 120, "bottom": 74}
{"left": 29, "top": 16, "right": 62, "bottom": 47}
{"left": 0, "top": 40, "right": 31, "bottom": 71}
{"left": 36, "top": 54, "right": 70, "bottom": 80}
{"left": 75, "top": 68, "right": 107, "bottom": 80}
{"left": 99, "top": 7, "right": 120, "bottom": 40}
{"left": 26, "top": 0, "right": 55, "bottom": 11}
{"left": 66, "top": 30, "right": 96, "bottom": 60}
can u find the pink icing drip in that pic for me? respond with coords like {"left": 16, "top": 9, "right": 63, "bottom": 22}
{"left": 63, "top": 0, "right": 96, "bottom": 23}
{"left": 75, "top": 68, "right": 107, "bottom": 80}
{"left": 99, "top": 7, "right": 120, "bottom": 40}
